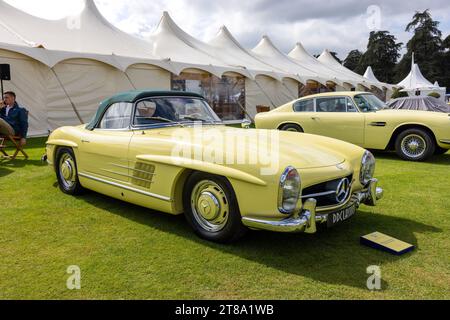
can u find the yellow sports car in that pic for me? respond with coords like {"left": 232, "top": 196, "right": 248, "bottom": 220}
{"left": 45, "top": 90, "right": 383, "bottom": 243}
{"left": 255, "top": 92, "right": 450, "bottom": 161}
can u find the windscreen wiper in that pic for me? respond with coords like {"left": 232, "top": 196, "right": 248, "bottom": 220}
{"left": 182, "top": 116, "right": 210, "bottom": 122}
{"left": 138, "top": 116, "right": 175, "bottom": 123}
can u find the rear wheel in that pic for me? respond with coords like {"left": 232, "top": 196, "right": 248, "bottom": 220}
{"left": 395, "top": 128, "right": 435, "bottom": 161}
{"left": 183, "top": 172, "right": 247, "bottom": 243}
{"left": 55, "top": 147, "right": 85, "bottom": 195}
{"left": 280, "top": 123, "right": 303, "bottom": 132}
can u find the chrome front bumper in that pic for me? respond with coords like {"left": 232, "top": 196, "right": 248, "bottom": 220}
{"left": 242, "top": 178, "right": 383, "bottom": 234}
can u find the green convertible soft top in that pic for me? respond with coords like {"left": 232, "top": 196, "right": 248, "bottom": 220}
{"left": 86, "top": 90, "right": 205, "bottom": 130}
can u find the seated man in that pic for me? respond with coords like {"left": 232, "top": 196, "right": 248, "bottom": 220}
{"left": 0, "top": 91, "right": 28, "bottom": 146}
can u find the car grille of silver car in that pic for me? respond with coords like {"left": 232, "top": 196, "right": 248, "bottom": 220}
{"left": 301, "top": 175, "right": 353, "bottom": 207}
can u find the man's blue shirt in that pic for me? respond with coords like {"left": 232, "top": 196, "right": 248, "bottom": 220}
{"left": 0, "top": 102, "right": 28, "bottom": 137}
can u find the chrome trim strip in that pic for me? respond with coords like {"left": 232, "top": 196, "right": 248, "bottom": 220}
{"left": 301, "top": 190, "right": 335, "bottom": 199}
{"left": 78, "top": 172, "right": 170, "bottom": 202}
{"left": 99, "top": 169, "right": 154, "bottom": 183}
{"left": 439, "top": 139, "right": 450, "bottom": 145}
{"left": 109, "top": 163, "right": 157, "bottom": 175}
{"left": 369, "top": 122, "right": 387, "bottom": 127}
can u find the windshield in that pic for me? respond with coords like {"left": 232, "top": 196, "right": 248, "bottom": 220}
{"left": 134, "top": 97, "right": 221, "bottom": 127}
{"left": 354, "top": 94, "right": 386, "bottom": 112}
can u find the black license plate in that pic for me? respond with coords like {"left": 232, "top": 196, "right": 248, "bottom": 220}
{"left": 327, "top": 203, "right": 357, "bottom": 228}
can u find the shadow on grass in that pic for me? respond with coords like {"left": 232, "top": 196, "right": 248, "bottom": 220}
{"left": 79, "top": 191, "right": 441, "bottom": 290}
{"left": 370, "top": 150, "right": 450, "bottom": 165}
{"left": 0, "top": 158, "right": 47, "bottom": 168}
{"left": 0, "top": 166, "right": 13, "bottom": 178}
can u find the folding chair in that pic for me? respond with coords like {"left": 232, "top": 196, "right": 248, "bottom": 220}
{"left": 0, "top": 118, "right": 29, "bottom": 160}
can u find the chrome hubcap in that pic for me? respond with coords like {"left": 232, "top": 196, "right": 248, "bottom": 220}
{"left": 401, "top": 134, "right": 426, "bottom": 158}
{"left": 191, "top": 180, "right": 229, "bottom": 232}
{"left": 59, "top": 153, "right": 77, "bottom": 189}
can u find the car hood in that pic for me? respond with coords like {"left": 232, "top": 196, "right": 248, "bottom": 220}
{"left": 153, "top": 126, "right": 348, "bottom": 170}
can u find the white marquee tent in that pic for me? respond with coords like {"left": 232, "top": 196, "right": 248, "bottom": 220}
{"left": 397, "top": 58, "right": 446, "bottom": 101}
{"left": 318, "top": 50, "right": 393, "bottom": 91}
{"left": 364, "top": 66, "right": 382, "bottom": 85}
{"left": 0, "top": 0, "right": 393, "bottom": 136}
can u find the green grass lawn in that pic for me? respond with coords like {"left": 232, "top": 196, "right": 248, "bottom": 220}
{"left": 0, "top": 137, "right": 449, "bottom": 300}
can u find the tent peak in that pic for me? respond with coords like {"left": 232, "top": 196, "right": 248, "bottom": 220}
{"left": 254, "top": 35, "right": 282, "bottom": 54}
{"left": 295, "top": 42, "right": 305, "bottom": 49}
{"left": 289, "top": 41, "right": 310, "bottom": 57}
{"left": 363, "top": 66, "right": 381, "bottom": 83}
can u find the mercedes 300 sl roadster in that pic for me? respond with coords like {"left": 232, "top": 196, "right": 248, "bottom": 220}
{"left": 46, "top": 90, "right": 383, "bottom": 243}
{"left": 255, "top": 92, "right": 450, "bottom": 161}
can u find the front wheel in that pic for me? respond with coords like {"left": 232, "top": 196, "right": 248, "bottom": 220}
{"left": 183, "top": 172, "right": 247, "bottom": 243}
{"left": 280, "top": 123, "right": 303, "bottom": 132}
{"left": 55, "top": 147, "right": 85, "bottom": 195}
{"left": 395, "top": 128, "right": 435, "bottom": 161}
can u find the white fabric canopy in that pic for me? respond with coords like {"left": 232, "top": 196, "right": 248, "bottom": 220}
{"left": 397, "top": 63, "right": 446, "bottom": 101}
{"left": 363, "top": 66, "right": 380, "bottom": 83}
{"left": 251, "top": 36, "right": 327, "bottom": 85}
{"left": 0, "top": 0, "right": 397, "bottom": 135}
{"left": 318, "top": 50, "right": 388, "bottom": 90}
{"left": 398, "top": 63, "right": 441, "bottom": 90}
{"left": 288, "top": 42, "right": 350, "bottom": 87}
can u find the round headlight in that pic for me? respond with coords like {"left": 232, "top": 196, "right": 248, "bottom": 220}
{"left": 278, "top": 166, "right": 301, "bottom": 214}
{"left": 360, "top": 151, "right": 376, "bottom": 186}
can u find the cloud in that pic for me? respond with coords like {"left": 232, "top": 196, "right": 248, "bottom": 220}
{"left": 5, "top": 0, "right": 450, "bottom": 60}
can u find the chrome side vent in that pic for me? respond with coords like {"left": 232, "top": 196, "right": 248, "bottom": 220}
{"left": 131, "top": 162, "right": 155, "bottom": 189}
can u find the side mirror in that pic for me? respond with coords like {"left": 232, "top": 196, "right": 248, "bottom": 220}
{"left": 241, "top": 119, "right": 252, "bottom": 129}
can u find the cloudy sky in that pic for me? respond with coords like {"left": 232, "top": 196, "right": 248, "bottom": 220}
{"left": 5, "top": 0, "right": 450, "bottom": 59}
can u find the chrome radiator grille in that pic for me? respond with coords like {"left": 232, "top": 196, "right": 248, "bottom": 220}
{"left": 301, "top": 175, "right": 353, "bottom": 207}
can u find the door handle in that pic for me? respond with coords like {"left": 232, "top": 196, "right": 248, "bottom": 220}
{"left": 311, "top": 117, "right": 320, "bottom": 120}
{"left": 81, "top": 139, "right": 90, "bottom": 143}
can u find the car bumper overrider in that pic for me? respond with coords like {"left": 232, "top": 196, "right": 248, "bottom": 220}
{"left": 242, "top": 178, "right": 383, "bottom": 234}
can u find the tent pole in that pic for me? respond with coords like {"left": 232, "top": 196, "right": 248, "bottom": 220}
{"left": 254, "top": 79, "right": 276, "bottom": 109}
{"left": 50, "top": 68, "right": 83, "bottom": 124}
{"left": 123, "top": 71, "right": 137, "bottom": 90}
{"left": 235, "top": 99, "right": 254, "bottom": 123}
{"left": 281, "top": 81, "right": 297, "bottom": 99}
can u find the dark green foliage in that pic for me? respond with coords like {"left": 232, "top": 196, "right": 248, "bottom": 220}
{"left": 357, "top": 31, "right": 403, "bottom": 83}
{"left": 390, "top": 88, "right": 409, "bottom": 99}
{"left": 343, "top": 50, "right": 363, "bottom": 72}
{"left": 395, "top": 10, "right": 447, "bottom": 88}
{"left": 428, "top": 92, "right": 441, "bottom": 99}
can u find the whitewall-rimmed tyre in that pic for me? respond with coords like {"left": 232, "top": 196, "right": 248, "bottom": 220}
{"left": 183, "top": 172, "right": 247, "bottom": 243}
{"left": 55, "top": 147, "right": 85, "bottom": 195}
{"left": 395, "top": 128, "right": 435, "bottom": 161}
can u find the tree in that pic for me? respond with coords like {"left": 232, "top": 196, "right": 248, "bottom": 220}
{"left": 435, "top": 34, "right": 450, "bottom": 91}
{"left": 343, "top": 50, "right": 363, "bottom": 72}
{"left": 329, "top": 51, "right": 342, "bottom": 64}
{"left": 357, "top": 31, "right": 403, "bottom": 83}
{"left": 395, "top": 10, "right": 444, "bottom": 84}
